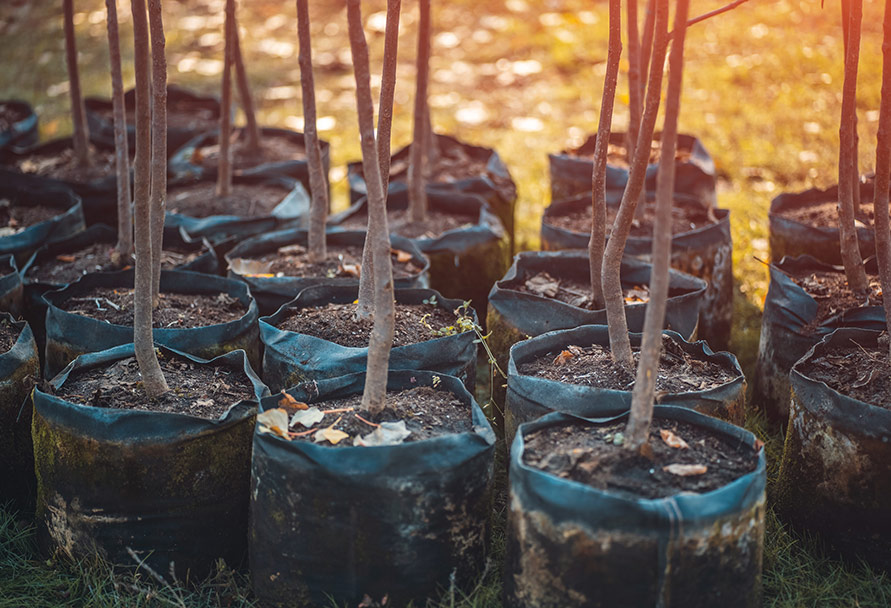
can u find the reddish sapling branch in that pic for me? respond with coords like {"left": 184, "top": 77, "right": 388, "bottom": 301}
{"left": 408, "top": 0, "right": 431, "bottom": 223}
{"left": 105, "top": 0, "right": 132, "bottom": 259}
{"left": 232, "top": 10, "right": 262, "bottom": 154}
{"left": 64, "top": 0, "right": 91, "bottom": 168}
{"left": 216, "top": 0, "right": 236, "bottom": 197}
{"left": 873, "top": 0, "right": 891, "bottom": 360}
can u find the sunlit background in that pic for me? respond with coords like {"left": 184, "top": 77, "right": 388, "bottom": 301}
{"left": 0, "top": 0, "right": 885, "bottom": 372}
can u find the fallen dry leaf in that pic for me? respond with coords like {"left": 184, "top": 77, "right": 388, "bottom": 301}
{"left": 279, "top": 392, "right": 309, "bottom": 411}
{"left": 257, "top": 408, "right": 291, "bottom": 440}
{"left": 339, "top": 262, "right": 361, "bottom": 278}
{"left": 55, "top": 254, "right": 77, "bottom": 263}
{"left": 391, "top": 248, "right": 413, "bottom": 263}
{"left": 290, "top": 407, "right": 324, "bottom": 429}
{"left": 663, "top": 463, "right": 708, "bottom": 476}
{"left": 525, "top": 272, "right": 560, "bottom": 298}
{"left": 278, "top": 244, "right": 306, "bottom": 256}
{"left": 314, "top": 425, "right": 350, "bottom": 445}
{"left": 354, "top": 420, "right": 411, "bottom": 447}
{"left": 660, "top": 429, "right": 690, "bottom": 449}
{"left": 228, "top": 257, "right": 272, "bottom": 276}
{"left": 553, "top": 349, "right": 575, "bottom": 365}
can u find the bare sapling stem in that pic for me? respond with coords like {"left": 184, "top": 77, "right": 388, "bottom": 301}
{"left": 297, "top": 0, "right": 330, "bottom": 263}
{"left": 106, "top": 0, "right": 132, "bottom": 259}
{"left": 348, "top": 0, "right": 396, "bottom": 415}
{"left": 64, "top": 0, "right": 91, "bottom": 167}
{"left": 216, "top": 0, "right": 236, "bottom": 198}
{"left": 589, "top": 0, "right": 622, "bottom": 310}
{"left": 838, "top": 0, "right": 869, "bottom": 293}
{"left": 601, "top": 0, "right": 670, "bottom": 369}
{"left": 148, "top": 0, "right": 167, "bottom": 307}
{"left": 639, "top": 0, "right": 656, "bottom": 106}
{"left": 626, "top": 0, "right": 641, "bottom": 159}
{"left": 357, "top": 0, "right": 402, "bottom": 315}
{"left": 408, "top": 0, "right": 431, "bottom": 222}
{"left": 874, "top": 0, "right": 891, "bottom": 360}
{"left": 131, "top": 0, "right": 168, "bottom": 397}
{"left": 626, "top": 0, "right": 690, "bottom": 452}
{"left": 232, "top": 6, "right": 261, "bottom": 154}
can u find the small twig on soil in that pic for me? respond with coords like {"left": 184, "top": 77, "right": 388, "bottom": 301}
{"left": 355, "top": 413, "right": 380, "bottom": 428}
{"left": 849, "top": 338, "right": 884, "bottom": 363}
{"left": 321, "top": 406, "right": 355, "bottom": 415}
{"left": 288, "top": 427, "right": 316, "bottom": 438}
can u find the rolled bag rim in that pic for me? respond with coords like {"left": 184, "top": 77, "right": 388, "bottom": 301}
{"left": 510, "top": 405, "right": 766, "bottom": 531}
{"left": 164, "top": 173, "right": 310, "bottom": 241}
{"left": 0, "top": 99, "right": 39, "bottom": 150}
{"left": 35, "top": 343, "right": 269, "bottom": 442}
{"left": 42, "top": 268, "right": 259, "bottom": 377}
{"left": 0, "top": 170, "right": 86, "bottom": 261}
{"left": 507, "top": 324, "right": 746, "bottom": 418}
{"left": 255, "top": 368, "right": 495, "bottom": 471}
{"left": 789, "top": 327, "right": 891, "bottom": 438}
{"left": 166, "top": 126, "right": 331, "bottom": 182}
{"left": 224, "top": 227, "right": 430, "bottom": 297}
{"left": 488, "top": 250, "right": 706, "bottom": 341}
{"left": 541, "top": 191, "right": 730, "bottom": 253}
{"left": 0, "top": 253, "right": 23, "bottom": 315}
{"left": 260, "top": 284, "right": 478, "bottom": 390}
{"left": 346, "top": 132, "right": 517, "bottom": 203}
{"left": 330, "top": 188, "right": 507, "bottom": 254}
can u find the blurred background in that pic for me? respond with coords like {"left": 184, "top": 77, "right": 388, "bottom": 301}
{"left": 0, "top": 0, "right": 884, "bottom": 373}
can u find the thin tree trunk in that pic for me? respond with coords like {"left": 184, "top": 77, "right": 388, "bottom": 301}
{"left": 639, "top": 0, "right": 656, "bottom": 105}
{"left": 357, "top": 0, "right": 402, "bottom": 317}
{"left": 64, "top": 0, "right": 91, "bottom": 167}
{"left": 106, "top": 0, "right": 132, "bottom": 259}
{"left": 216, "top": 0, "right": 235, "bottom": 197}
{"left": 348, "top": 0, "right": 395, "bottom": 415}
{"left": 407, "top": 0, "right": 431, "bottom": 222}
{"left": 838, "top": 0, "right": 869, "bottom": 292}
{"left": 874, "top": 0, "right": 891, "bottom": 360}
{"left": 842, "top": 0, "right": 863, "bottom": 215}
{"left": 232, "top": 9, "right": 261, "bottom": 154}
{"left": 601, "top": 0, "right": 669, "bottom": 369}
{"left": 131, "top": 0, "right": 168, "bottom": 397}
{"left": 626, "top": 0, "right": 690, "bottom": 452}
{"left": 590, "top": 0, "right": 622, "bottom": 310}
{"left": 626, "top": 0, "right": 641, "bottom": 160}
{"left": 148, "top": 0, "right": 166, "bottom": 307}
{"left": 297, "top": 0, "right": 330, "bottom": 263}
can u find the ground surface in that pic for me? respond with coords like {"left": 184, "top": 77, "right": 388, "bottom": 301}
{"left": 0, "top": 0, "right": 888, "bottom": 605}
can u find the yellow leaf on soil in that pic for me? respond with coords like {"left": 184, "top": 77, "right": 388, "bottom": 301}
{"left": 663, "top": 463, "right": 707, "bottom": 476}
{"left": 660, "top": 429, "right": 690, "bottom": 449}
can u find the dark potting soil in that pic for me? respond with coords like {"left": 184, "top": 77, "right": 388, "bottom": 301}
{"left": 27, "top": 243, "right": 204, "bottom": 284}
{"left": 0, "top": 200, "right": 61, "bottom": 236}
{"left": 192, "top": 131, "right": 306, "bottom": 171}
{"left": 232, "top": 244, "right": 423, "bottom": 280}
{"left": 57, "top": 286, "right": 246, "bottom": 328}
{"left": 798, "top": 336, "right": 891, "bottom": 410}
{"left": 0, "top": 315, "right": 22, "bottom": 353}
{"left": 777, "top": 199, "right": 887, "bottom": 229}
{"left": 789, "top": 268, "right": 883, "bottom": 334}
{"left": 167, "top": 182, "right": 286, "bottom": 218}
{"left": 54, "top": 354, "right": 254, "bottom": 418}
{"left": 518, "top": 335, "right": 738, "bottom": 393}
{"left": 15, "top": 145, "right": 117, "bottom": 184}
{"left": 0, "top": 103, "right": 29, "bottom": 132}
{"left": 276, "top": 301, "right": 462, "bottom": 348}
{"left": 523, "top": 417, "right": 758, "bottom": 499}
{"left": 341, "top": 208, "right": 476, "bottom": 240}
{"left": 568, "top": 139, "right": 692, "bottom": 170}
{"left": 280, "top": 385, "right": 471, "bottom": 445}
{"left": 95, "top": 98, "right": 217, "bottom": 132}
{"left": 548, "top": 198, "right": 716, "bottom": 238}
{"left": 503, "top": 270, "right": 650, "bottom": 309}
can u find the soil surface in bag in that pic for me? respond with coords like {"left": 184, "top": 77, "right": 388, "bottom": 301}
{"left": 0, "top": 316, "right": 21, "bottom": 351}
{"left": 90, "top": 94, "right": 217, "bottom": 134}
{"left": 546, "top": 196, "right": 715, "bottom": 237}
{"left": 231, "top": 242, "right": 424, "bottom": 281}
{"left": 52, "top": 354, "right": 254, "bottom": 418}
{"left": 26, "top": 240, "right": 211, "bottom": 284}
{"left": 502, "top": 269, "right": 652, "bottom": 309}
{"left": 167, "top": 181, "right": 290, "bottom": 218}
{"left": 339, "top": 206, "right": 476, "bottom": 239}
{"left": 0, "top": 201, "right": 63, "bottom": 236}
{"left": 777, "top": 199, "right": 887, "bottom": 229}
{"left": 566, "top": 137, "right": 691, "bottom": 169}
{"left": 518, "top": 334, "right": 738, "bottom": 392}
{"left": 12, "top": 144, "right": 119, "bottom": 184}
{"left": 523, "top": 416, "right": 759, "bottom": 499}
{"left": 56, "top": 288, "right": 246, "bottom": 327}
{"left": 0, "top": 102, "right": 29, "bottom": 132}
{"left": 268, "top": 385, "right": 472, "bottom": 446}
{"left": 789, "top": 267, "right": 883, "bottom": 332}
{"left": 274, "top": 301, "right": 460, "bottom": 348}
{"left": 797, "top": 337, "right": 891, "bottom": 409}
{"left": 190, "top": 130, "right": 306, "bottom": 172}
